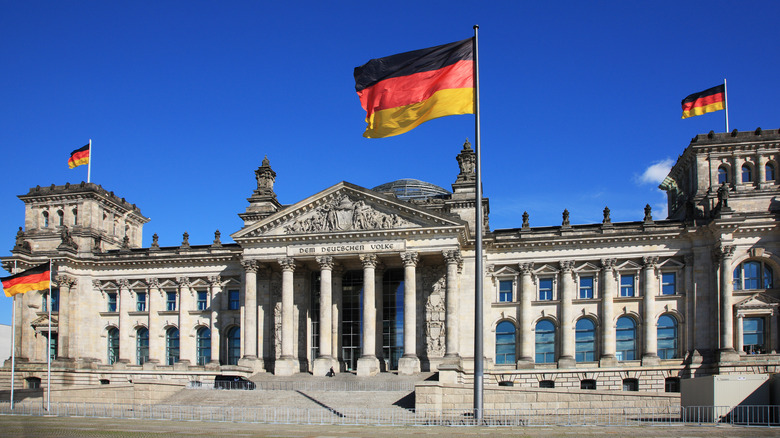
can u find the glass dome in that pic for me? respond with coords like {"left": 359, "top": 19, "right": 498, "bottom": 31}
{"left": 372, "top": 179, "right": 450, "bottom": 201}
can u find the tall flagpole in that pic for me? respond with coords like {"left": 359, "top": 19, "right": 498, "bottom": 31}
{"left": 723, "top": 79, "right": 729, "bottom": 133}
{"left": 10, "top": 261, "right": 17, "bottom": 410}
{"left": 46, "top": 260, "right": 52, "bottom": 412}
{"left": 87, "top": 139, "right": 92, "bottom": 183}
{"left": 472, "top": 24, "right": 484, "bottom": 421}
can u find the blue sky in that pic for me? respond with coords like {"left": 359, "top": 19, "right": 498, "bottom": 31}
{"left": 1, "top": 1, "right": 779, "bottom": 325}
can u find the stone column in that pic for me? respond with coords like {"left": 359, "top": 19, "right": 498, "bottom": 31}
{"left": 55, "top": 275, "right": 75, "bottom": 360}
{"left": 117, "top": 279, "right": 132, "bottom": 364}
{"left": 275, "top": 257, "right": 298, "bottom": 375}
{"left": 558, "top": 261, "right": 576, "bottom": 367}
{"left": 176, "top": 277, "right": 192, "bottom": 366}
{"left": 600, "top": 259, "right": 617, "bottom": 365}
{"left": 443, "top": 250, "right": 461, "bottom": 360}
{"left": 146, "top": 278, "right": 161, "bottom": 364}
{"left": 718, "top": 245, "right": 739, "bottom": 361}
{"left": 684, "top": 255, "right": 695, "bottom": 355}
{"left": 331, "top": 266, "right": 343, "bottom": 365}
{"left": 256, "top": 267, "right": 270, "bottom": 369}
{"left": 375, "top": 262, "right": 385, "bottom": 366}
{"left": 518, "top": 263, "right": 534, "bottom": 365}
{"left": 735, "top": 314, "right": 744, "bottom": 354}
{"left": 357, "top": 254, "right": 380, "bottom": 376}
{"left": 642, "top": 256, "right": 660, "bottom": 365}
{"left": 240, "top": 260, "right": 258, "bottom": 363}
{"left": 13, "top": 291, "right": 26, "bottom": 360}
{"left": 208, "top": 275, "right": 222, "bottom": 367}
{"left": 313, "top": 256, "right": 336, "bottom": 376}
{"left": 399, "top": 252, "right": 421, "bottom": 374}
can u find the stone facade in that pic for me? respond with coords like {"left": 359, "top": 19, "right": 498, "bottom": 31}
{"left": 2, "top": 130, "right": 779, "bottom": 394}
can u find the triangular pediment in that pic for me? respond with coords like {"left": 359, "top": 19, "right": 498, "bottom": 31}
{"left": 232, "top": 182, "right": 464, "bottom": 240}
{"left": 492, "top": 266, "right": 519, "bottom": 278}
{"left": 736, "top": 293, "right": 780, "bottom": 309}
{"left": 575, "top": 262, "right": 600, "bottom": 273}
{"left": 534, "top": 264, "right": 559, "bottom": 275}
{"left": 31, "top": 314, "right": 58, "bottom": 328}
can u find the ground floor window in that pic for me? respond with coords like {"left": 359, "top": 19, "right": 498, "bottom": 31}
{"left": 622, "top": 378, "right": 639, "bottom": 391}
{"left": 26, "top": 377, "right": 41, "bottom": 389}
{"left": 616, "top": 317, "right": 637, "bottom": 360}
{"left": 575, "top": 318, "right": 596, "bottom": 362}
{"left": 197, "top": 327, "right": 211, "bottom": 365}
{"left": 580, "top": 379, "right": 596, "bottom": 390}
{"left": 657, "top": 315, "right": 678, "bottom": 359}
{"left": 539, "top": 380, "right": 555, "bottom": 388}
{"left": 166, "top": 327, "right": 179, "bottom": 365}
{"left": 137, "top": 327, "right": 149, "bottom": 365}
{"left": 382, "top": 269, "right": 404, "bottom": 370}
{"left": 535, "top": 320, "right": 555, "bottom": 363}
{"left": 226, "top": 326, "right": 240, "bottom": 365}
{"left": 48, "top": 332, "right": 58, "bottom": 361}
{"left": 665, "top": 377, "right": 680, "bottom": 393}
{"left": 495, "top": 320, "right": 516, "bottom": 365}
{"left": 743, "top": 317, "right": 766, "bottom": 354}
{"left": 107, "top": 327, "right": 119, "bottom": 364}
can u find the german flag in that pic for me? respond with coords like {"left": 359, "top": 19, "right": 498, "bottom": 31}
{"left": 1, "top": 263, "right": 50, "bottom": 297}
{"left": 681, "top": 84, "right": 725, "bottom": 119}
{"left": 68, "top": 144, "right": 90, "bottom": 169}
{"left": 354, "top": 38, "right": 474, "bottom": 138}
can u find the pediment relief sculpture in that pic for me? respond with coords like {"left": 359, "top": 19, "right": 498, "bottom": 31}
{"left": 283, "top": 194, "right": 414, "bottom": 235}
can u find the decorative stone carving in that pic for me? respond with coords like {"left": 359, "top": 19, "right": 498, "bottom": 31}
{"left": 212, "top": 230, "right": 222, "bottom": 248}
{"left": 455, "top": 139, "right": 476, "bottom": 183}
{"left": 277, "top": 257, "right": 296, "bottom": 271}
{"left": 271, "top": 272, "right": 282, "bottom": 359}
{"left": 241, "top": 260, "right": 259, "bottom": 273}
{"left": 603, "top": 207, "right": 611, "bottom": 225}
{"left": 146, "top": 278, "right": 160, "bottom": 289}
{"left": 718, "top": 245, "right": 736, "bottom": 261}
{"left": 422, "top": 266, "right": 446, "bottom": 357}
{"left": 559, "top": 260, "right": 574, "bottom": 272}
{"left": 359, "top": 253, "right": 378, "bottom": 268}
{"left": 150, "top": 233, "right": 160, "bottom": 250}
{"left": 254, "top": 156, "right": 277, "bottom": 197}
{"left": 644, "top": 204, "right": 653, "bottom": 223}
{"left": 401, "top": 251, "right": 419, "bottom": 267}
{"left": 58, "top": 226, "right": 78, "bottom": 251}
{"left": 522, "top": 211, "right": 530, "bottom": 229}
{"left": 283, "top": 194, "right": 411, "bottom": 234}
{"left": 177, "top": 277, "right": 191, "bottom": 288}
{"left": 519, "top": 262, "right": 534, "bottom": 275}
{"left": 562, "top": 209, "right": 570, "bottom": 227}
{"left": 118, "top": 278, "right": 131, "bottom": 289}
{"left": 13, "top": 227, "right": 31, "bottom": 252}
{"left": 55, "top": 275, "right": 76, "bottom": 288}
{"left": 209, "top": 275, "right": 221, "bottom": 286}
{"left": 180, "top": 232, "right": 190, "bottom": 248}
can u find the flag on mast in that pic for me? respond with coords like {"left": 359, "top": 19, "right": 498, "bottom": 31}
{"left": 68, "top": 143, "right": 90, "bottom": 169}
{"left": 1, "top": 263, "right": 51, "bottom": 297}
{"left": 354, "top": 38, "right": 474, "bottom": 138}
{"left": 681, "top": 84, "right": 726, "bottom": 119}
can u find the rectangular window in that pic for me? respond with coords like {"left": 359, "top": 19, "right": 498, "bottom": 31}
{"left": 620, "top": 274, "right": 635, "bottom": 297}
{"left": 228, "top": 290, "right": 240, "bottom": 310}
{"left": 197, "top": 291, "right": 208, "bottom": 311}
{"left": 579, "top": 276, "right": 594, "bottom": 299}
{"left": 539, "top": 278, "right": 553, "bottom": 301}
{"left": 662, "top": 272, "right": 676, "bottom": 295}
{"left": 743, "top": 317, "right": 766, "bottom": 354}
{"left": 498, "top": 280, "right": 513, "bottom": 302}
{"left": 136, "top": 292, "right": 147, "bottom": 312}
{"left": 107, "top": 293, "right": 117, "bottom": 312}
{"left": 166, "top": 292, "right": 177, "bottom": 311}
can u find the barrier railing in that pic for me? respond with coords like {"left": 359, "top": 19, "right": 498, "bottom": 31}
{"left": 0, "top": 402, "right": 778, "bottom": 427}
{"left": 186, "top": 380, "right": 416, "bottom": 392}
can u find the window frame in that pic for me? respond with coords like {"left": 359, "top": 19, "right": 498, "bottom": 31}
{"left": 107, "top": 292, "right": 118, "bottom": 313}
{"left": 742, "top": 316, "right": 766, "bottom": 354}
{"left": 498, "top": 279, "right": 514, "bottom": 303}
{"left": 575, "top": 318, "right": 596, "bottom": 362}
{"left": 495, "top": 320, "right": 516, "bottom": 365}
{"left": 538, "top": 277, "right": 554, "bottom": 301}
{"left": 657, "top": 314, "right": 679, "bottom": 359}
{"left": 661, "top": 272, "right": 677, "bottom": 295}
{"left": 733, "top": 260, "right": 774, "bottom": 291}
{"left": 166, "top": 327, "right": 180, "bottom": 365}
{"left": 197, "top": 290, "right": 208, "bottom": 311}
{"left": 578, "top": 275, "right": 594, "bottom": 299}
{"left": 228, "top": 290, "right": 240, "bottom": 310}
{"left": 166, "top": 291, "right": 177, "bottom": 311}
{"left": 535, "top": 319, "right": 556, "bottom": 364}
{"left": 622, "top": 378, "right": 639, "bottom": 391}
{"left": 718, "top": 165, "right": 729, "bottom": 184}
{"left": 196, "top": 327, "right": 211, "bottom": 366}
{"left": 136, "top": 292, "right": 147, "bottom": 312}
{"left": 766, "top": 162, "right": 776, "bottom": 181}
{"left": 136, "top": 327, "right": 149, "bottom": 365}
{"left": 741, "top": 163, "right": 753, "bottom": 183}
{"left": 619, "top": 273, "right": 636, "bottom": 297}
{"left": 107, "top": 327, "right": 119, "bottom": 365}
{"left": 616, "top": 316, "right": 637, "bottom": 361}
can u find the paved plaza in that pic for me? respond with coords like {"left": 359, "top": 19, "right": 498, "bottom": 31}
{"left": 1, "top": 415, "right": 778, "bottom": 438}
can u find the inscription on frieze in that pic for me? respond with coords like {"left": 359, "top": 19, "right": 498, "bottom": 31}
{"left": 287, "top": 241, "right": 406, "bottom": 256}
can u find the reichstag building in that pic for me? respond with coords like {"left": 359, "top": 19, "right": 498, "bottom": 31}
{"left": 3, "top": 129, "right": 779, "bottom": 393}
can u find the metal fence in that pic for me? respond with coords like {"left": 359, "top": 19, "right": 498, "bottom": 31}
{"left": 187, "top": 380, "right": 417, "bottom": 392}
{"left": 1, "top": 402, "right": 778, "bottom": 427}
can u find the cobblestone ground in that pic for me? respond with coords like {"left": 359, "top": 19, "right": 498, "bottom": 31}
{"left": 1, "top": 416, "right": 778, "bottom": 438}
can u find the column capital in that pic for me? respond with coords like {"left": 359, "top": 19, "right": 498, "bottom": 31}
{"left": 55, "top": 274, "right": 76, "bottom": 288}
{"left": 600, "top": 258, "right": 617, "bottom": 270}
{"left": 401, "top": 251, "right": 419, "bottom": 267}
{"left": 146, "top": 277, "right": 160, "bottom": 289}
{"left": 241, "top": 259, "right": 259, "bottom": 273}
{"left": 559, "top": 260, "right": 575, "bottom": 272}
{"left": 209, "top": 275, "right": 222, "bottom": 287}
{"left": 442, "top": 249, "right": 462, "bottom": 265}
{"left": 278, "top": 257, "right": 296, "bottom": 271}
{"left": 177, "top": 276, "right": 192, "bottom": 289}
{"left": 118, "top": 278, "right": 131, "bottom": 290}
{"left": 359, "top": 253, "right": 378, "bottom": 268}
{"left": 718, "top": 245, "right": 737, "bottom": 261}
{"left": 316, "top": 256, "right": 334, "bottom": 270}
{"left": 519, "top": 262, "right": 534, "bottom": 275}
{"left": 642, "top": 256, "right": 659, "bottom": 268}
{"left": 683, "top": 254, "right": 694, "bottom": 266}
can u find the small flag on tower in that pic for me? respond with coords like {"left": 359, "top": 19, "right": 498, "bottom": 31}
{"left": 1, "top": 263, "right": 50, "bottom": 297}
{"left": 68, "top": 144, "right": 90, "bottom": 169}
{"left": 681, "top": 84, "right": 726, "bottom": 119}
{"left": 354, "top": 38, "right": 474, "bottom": 138}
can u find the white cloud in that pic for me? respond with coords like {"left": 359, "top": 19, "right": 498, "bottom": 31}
{"left": 638, "top": 158, "right": 674, "bottom": 185}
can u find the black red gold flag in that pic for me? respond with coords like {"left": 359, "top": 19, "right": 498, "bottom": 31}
{"left": 68, "top": 144, "right": 90, "bottom": 169}
{"left": 681, "top": 84, "right": 725, "bottom": 119}
{"left": 354, "top": 38, "right": 474, "bottom": 138}
{"left": 1, "top": 263, "right": 50, "bottom": 297}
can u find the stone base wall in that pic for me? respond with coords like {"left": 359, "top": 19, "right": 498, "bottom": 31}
{"left": 415, "top": 381, "right": 680, "bottom": 412}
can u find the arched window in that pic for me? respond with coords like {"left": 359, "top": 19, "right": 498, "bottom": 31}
{"left": 197, "top": 327, "right": 211, "bottom": 366}
{"left": 657, "top": 315, "right": 678, "bottom": 359}
{"left": 718, "top": 166, "right": 729, "bottom": 184}
{"left": 57, "top": 210, "right": 64, "bottom": 226}
{"left": 226, "top": 327, "right": 240, "bottom": 365}
{"left": 72, "top": 208, "right": 78, "bottom": 226}
{"left": 535, "top": 320, "right": 555, "bottom": 363}
{"left": 741, "top": 164, "right": 753, "bottom": 183}
{"left": 42, "top": 211, "right": 49, "bottom": 228}
{"left": 166, "top": 327, "right": 180, "bottom": 365}
{"left": 733, "top": 260, "right": 773, "bottom": 290}
{"left": 575, "top": 318, "right": 596, "bottom": 362}
{"left": 136, "top": 327, "right": 149, "bottom": 365}
{"left": 495, "top": 321, "right": 516, "bottom": 365}
{"left": 766, "top": 163, "right": 776, "bottom": 181}
{"left": 107, "top": 327, "right": 119, "bottom": 365}
{"left": 616, "top": 317, "right": 637, "bottom": 361}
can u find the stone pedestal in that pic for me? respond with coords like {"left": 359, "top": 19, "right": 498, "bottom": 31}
{"left": 397, "top": 356, "right": 421, "bottom": 375}
{"left": 641, "top": 354, "right": 661, "bottom": 366}
{"left": 312, "top": 356, "right": 337, "bottom": 376}
{"left": 274, "top": 357, "right": 298, "bottom": 376}
{"left": 598, "top": 355, "right": 618, "bottom": 367}
{"left": 238, "top": 356, "right": 264, "bottom": 372}
{"left": 515, "top": 358, "right": 535, "bottom": 369}
{"left": 557, "top": 357, "right": 576, "bottom": 368}
{"left": 357, "top": 356, "right": 380, "bottom": 377}
{"left": 718, "top": 348, "right": 740, "bottom": 363}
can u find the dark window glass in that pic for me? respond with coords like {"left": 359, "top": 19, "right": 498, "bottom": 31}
{"left": 734, "top": 261, "right": 773, "bottom": 290}
{"left": 495, "top": 321, "right": 516, "bottom": 365}
{"left": 539, "top": 380, "right": 555, "bottom": 388}
{"left": 575, "top": 318, "right": 596, "bottom": 362}
{"left": 742, "top": 164, "right": 753, "bottom": 183}
{"left": 579, "top": 276, "right": 594, "bottom": 299}
{"left": 539, "top": 278, "right": 553, "bottom": 301}
{"left": 581, "top": 379, "right": 596, "bottom": 390}
{"left": 623, "top": 378, "right": 639, "bottom": 391}
{"left": 616, "top": 317, "right": 637, "bottom": 361}
{"left": 107, "top": 327, "right": 119, "bottom": 364}
{"left": 137, "top": 328, "right": 149, "bottom": 365}
{"left": 665, "top": 377, "right": 680, "bottom": 393}
{"left": 766, "top": 163, "right": 776, "bottom": 181}
{"left": 107, "top": 293, "right": 117, "bottom": 312}
{"left": 228, "top": 290, "right": 240, "bottom": 310}
{"left": 166, "top": 328, "right": 180, "bottom": 365}
{"left": 499, "top": 280, "right": 513, "bottom": 302}
{"left": 718, "top": 166, "right": 728, "bottom": 184}
{"left": 196, "top": 327, "right": 211, "bottom": 365}
{"left": 136, "top": 292, "right": 147, "bottom": 312}
{"left": 197, "top": 291, "right": 208, "bottom": 311}
{"left": 48, "top": 333, "right": 58, "bottom": 361}
{"left": 743, "top": 317, "right": 765, "bottom": 354}
{"left": 166, "top": 292, "right": 177, "bottom": 311}
{"left": 535, "top": 320, "right": 555, "bottom": 363}
{"left": 227, "top": 326, "right": 240, "bottom": 365}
